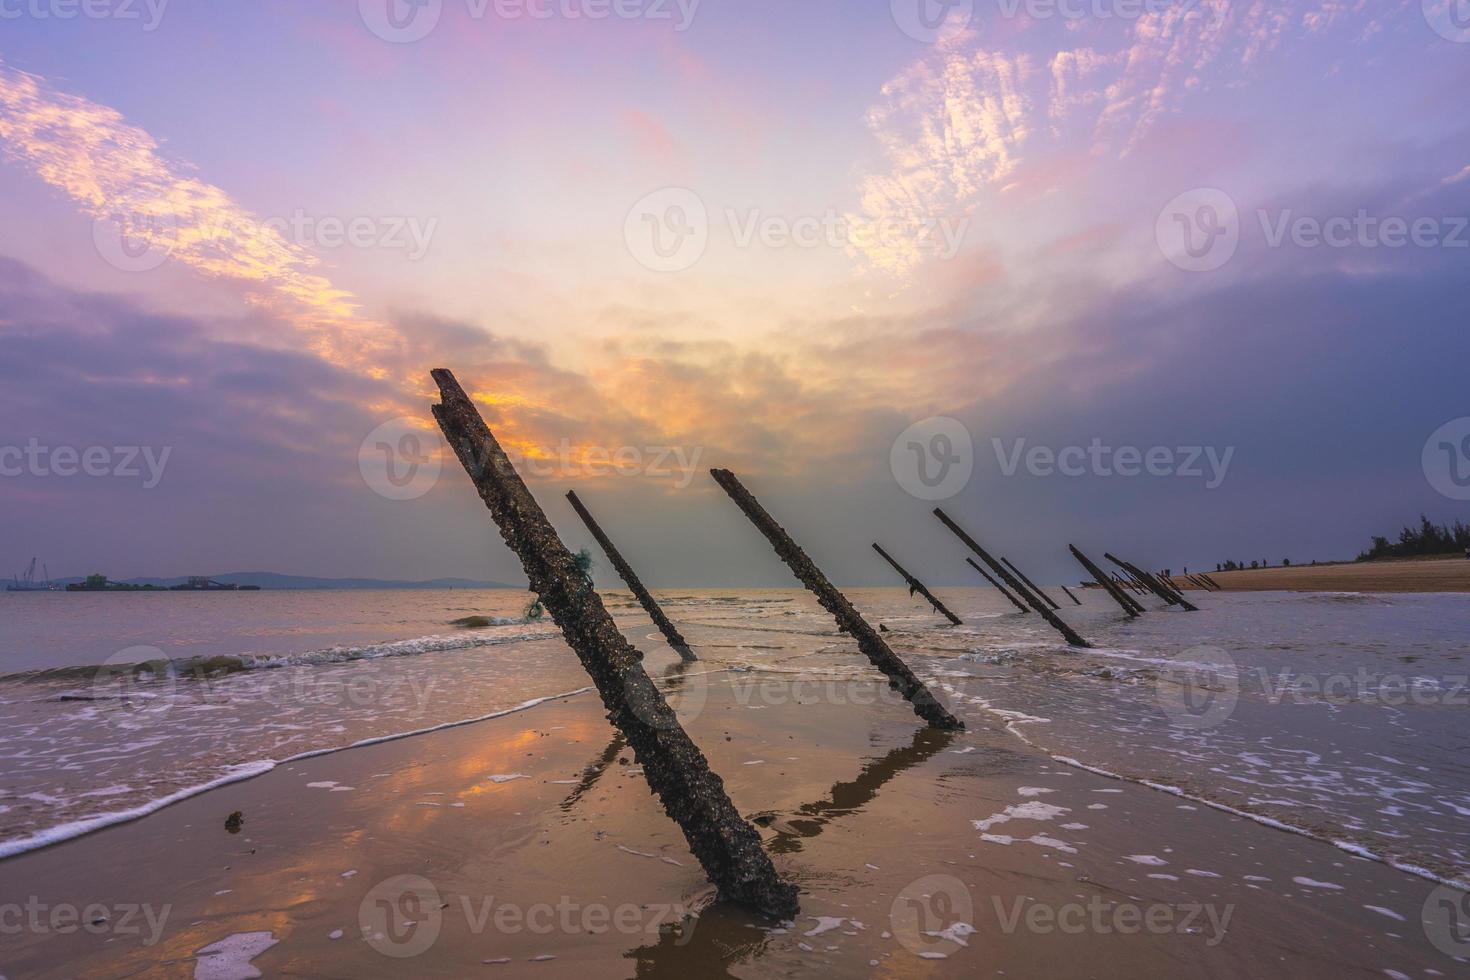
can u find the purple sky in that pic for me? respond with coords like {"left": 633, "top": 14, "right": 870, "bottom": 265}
{"left": 1, "top": 1, "right": 1468, "bottom": 586}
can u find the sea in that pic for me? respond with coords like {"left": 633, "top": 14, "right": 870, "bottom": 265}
{"left": 1, "top": 586, "right": 1467, "bottom": 889}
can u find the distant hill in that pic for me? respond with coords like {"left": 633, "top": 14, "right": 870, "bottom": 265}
{"left": 50, "top": 572, "right": 521, "bottom": 591}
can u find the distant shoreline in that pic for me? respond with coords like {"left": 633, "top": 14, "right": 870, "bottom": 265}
{"left": 1181, "top": 554, "right": 1470, "bottom": 593}
{"left": 10, "top": 573, "right": 522, "bottom": 592}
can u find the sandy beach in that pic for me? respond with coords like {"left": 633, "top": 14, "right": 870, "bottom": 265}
{"left": 1177, "top": 555, "right": 1470, "bottom": 594}
{"left": 1, "top": 591, "right": 1463, "bottom": 978}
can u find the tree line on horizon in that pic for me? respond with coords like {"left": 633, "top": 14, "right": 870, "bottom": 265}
{"left": 1209, "top": 515, "right": 1468, "bottom": 572}
{"left": 1358, "top": 515, "right": 1470, "bottom": 561}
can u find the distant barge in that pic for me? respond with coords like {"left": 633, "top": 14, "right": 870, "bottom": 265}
{"left": 65, "top": 575, "right": 261, "bottom": 592}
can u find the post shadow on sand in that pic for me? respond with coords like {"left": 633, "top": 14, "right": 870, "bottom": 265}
{"left": 623, "top": 724, "right": 962, "bottom": 977}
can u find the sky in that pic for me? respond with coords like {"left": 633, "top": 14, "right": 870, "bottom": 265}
{"left": 1, "top": 0, "right": 1468, "bottom": 587}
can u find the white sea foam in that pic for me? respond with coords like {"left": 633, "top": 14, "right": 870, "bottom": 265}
{"left": 0, "top": 687, "right": 592, "bottom": 860}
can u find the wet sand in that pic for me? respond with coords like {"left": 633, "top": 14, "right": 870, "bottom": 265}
{"left": 0, "top": 664, "right": 1459, "bottom": 978}
{"left": 1179, "top": 555, "right": 1470, "bottom": 593}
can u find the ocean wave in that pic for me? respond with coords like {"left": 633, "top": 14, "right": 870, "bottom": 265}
{"left": 0, "top": 686, "right": 593, "bottom": 861}
{"left": 5, "top": 626, "right": 562, "bottom": 688}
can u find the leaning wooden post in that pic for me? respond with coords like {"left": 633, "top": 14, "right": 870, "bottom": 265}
{"left": 1201, "top": 572, "right": 1224, "bottom": 590}
{"left": 935, "top": 510, "right": 1091, "bottom": 648}
{"left": 1069, "top": 545, "right": 1142, "bottom": 618}
{"left": 567, "top": 490, "right": 697, "bottom": 662}
{"left": 1059, "top": 584, "right": 1082, "bottom": 606}
{"left": 711, "top": 469, "right": 962, "bottom": 730}
{"left": 1105, "top": 554, "right": 1200, "bottom": 612}
{"left": 872, "top": 543, "right": 963, "bottom": 626}
{"left": 1001, "top": 557, "right": 1062, "bottom": 611}
{"left": 430, "top": 371, "right": 797, "bottom": 918}
{"left": 966, "top": 558, "right": 1028, "bottom": 613}
{"left": 1115, "top": 572, "right": 1146, "bottom": 595}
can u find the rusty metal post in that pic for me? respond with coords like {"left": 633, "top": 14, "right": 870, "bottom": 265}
{"left": 431, "top": 370, "right": 798, "bottom": 917}
{"left": 872, "top": 543, "right": 962, "bottom": 626}
{"left": 966, "top": 558, "right": 1029, "bottom": 613}
{"left": 567, "top": 490, "right": 696, "bottom": 662}
{"left": 711, "top": 469, "right": 963, "bottom": 730}
{"left": 934, "top": 510, "right": 1091, "bottom": 648}
{"left": 1069, "top": 545, "right": 1142, "bottom": 618}
{"left": 1001, "top": 557, "right": 1062, "bottom": 611}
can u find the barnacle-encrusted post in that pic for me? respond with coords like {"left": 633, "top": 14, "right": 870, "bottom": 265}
{"left": 934, "top": 509, "right": 1091, "bottom": 648}
{"left": 567, "top": 490, "right": 697, "bottom": 662}
{"left": 1001, "top": 557, "right": 1062, "bottom": 611}
{"left": 430, "top": 370, "right": 797, "bottom": 918}
{"left": 966, "top": 557, "right": 1029, "bottom": 613}
{"left": 1106, "top": 553, "right": 1200, "bottom": 612}
{"left": 711, "top": 469, "right": 963, "bottom": 731}
{"left": 1069, "top": 545, "right": 1143, "bottom": 617}
{"left": 872, "top": 543, "right": 963, "bottom": 626}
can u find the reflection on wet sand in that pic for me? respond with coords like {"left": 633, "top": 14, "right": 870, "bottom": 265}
{"left": 624, "top": 901, "right": 770, "bottom": 979}
{"left": 761, "top": 726, "right": 959, "bottom": 853}
{"left": 559, "top": 731, "right": 627, "bottom": 813}
{"left": 626, "top": 724, "right": 960, "bottom": 977}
